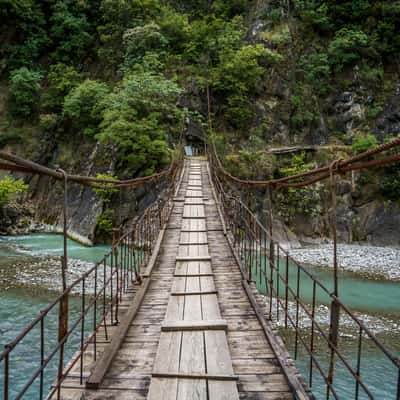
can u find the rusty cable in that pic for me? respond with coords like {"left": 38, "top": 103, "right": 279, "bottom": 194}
{"left": 0, "top": 150, "right": 179, "bottom": 189}
{"left": 210, "top": 137, "right": 400, "bottom": 189}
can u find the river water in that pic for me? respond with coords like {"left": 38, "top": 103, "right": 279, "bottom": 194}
{"left": 0, "top": 234, "right": 110, "bottom": 399}
{"left": 0, "top": 234, "right": 399, "bottom": 399}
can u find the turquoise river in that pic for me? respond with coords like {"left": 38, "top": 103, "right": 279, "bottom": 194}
{"left": 0, "top": 234, "right": 399, "bottom": 399}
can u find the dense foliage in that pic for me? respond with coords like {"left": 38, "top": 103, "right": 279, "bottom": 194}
{"left": 0, "top": 0, "right": 398, "bottom": 200}
{"left": 9, "top": 67, "right": 42, "bottom": 118}
{"left": 0, "top": 176, "right": 28, "bottom": 205}
{"left": 1, "top": 0, "right": 276, "bottom": 174}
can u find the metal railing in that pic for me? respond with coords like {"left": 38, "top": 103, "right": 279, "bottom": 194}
{"left": 209, "top": 150, "right": 400, "bottom": 400}
{"left": 0, "top": 160, "right": 182, "bottom": 399}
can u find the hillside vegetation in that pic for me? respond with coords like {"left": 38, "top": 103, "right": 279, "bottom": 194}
{"left": 0, "top": 0, "right": 399, "bottom": 243}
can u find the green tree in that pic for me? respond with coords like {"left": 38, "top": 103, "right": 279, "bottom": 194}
{"left": 2, "top": 1, "right": 49, "bottom": 70}
{"left": 299, "top": 52, "right": 331, "bottom": 95}
{"left": 50, "top": 1, "right": 92, "bottom": 63}
{"left": 42, "top": 63, "right": 83, "bottom": 111}
{"left": 0, "top": 176, "right": 28, "bottom": 206}
{"left": 9, "top": 67, "right": 42, "bottom": 117}
{"left": 157, "top": 6, "right": 189, "bottom": 52}
{"left": 328, "top": 28, "right": 369, "bottom": 69}
{"left": 97, "top": 72, "right": 183, "bottom": 175}
{"left": 97, "top": 0, "right": 161, "bottom": 66}
{"left": 294, "top": 0, "right": 332, "bottom": 32}
{"left": 212, "top": 0, "right": 248, "bottom": 18}
{"left": 63, "top": 79, "right": 110, "bottom": 137}
{"left": 96, "top": 209, "right": 114, "bottom": 237}
{"left": 122, "top": 23, "right": 167, "bottom": 69}
{"left": 212, "top": 44, "right": 281, "bottom": 128}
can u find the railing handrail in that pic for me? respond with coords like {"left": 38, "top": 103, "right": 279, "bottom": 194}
{"left": 213, "top": 170, "right": 400, "bottom": 367}
{"left": 208, "top": 141, "right": 400, "bottom": 399}
{"left": 0, "top": 152, "right": 184, "bottom": 400}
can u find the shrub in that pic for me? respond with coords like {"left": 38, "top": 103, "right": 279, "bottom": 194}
{"left": 213, "top": 44, "right": 281, "bottom": 94}
{"left": 39, "top": 113, "right": 57, "bottom": 130}
{"left": 294, "top": 0, "right": 332, "bottom": 32}
{"left": 9, "top": 67, "right": 42, "bottom": 118}
{"left": 223, "top": 95, "right": 255, "bottom": 129}
{"left": 351, "top": 134, "right": 378, "bottom": 154}
{"left": 63, "top": 80, "right": 109, "bottom": 137}
{"left": 122, "top": 23, "right": 167, "bottom": 68}
{"left": 366, "top": 103, "right": 383, "bottom": 120}
{"left": 42, "top": 63, "right": 83, "bottom": 111}
{"left": 298, "top": 52, "right": 331, "bottom": 95}
{"left": 96, "top": 209, "right": 114, "bottom": 237}
{"left": 212, "top": 0, "right": 248, "bottom": 18}
{"left": 50, "top": 0, "right": 92, "bottom": 63}
{"left": 328, "top": 28, "right": 369, "bottom": 69}
{"left": 290, "top": 83, "right": 320, "bottom": 130}
{"left": 380, "top": 163, "right": 400, "bottom": 200}
{"left": 93, "top": 174, "right": 119, "bottom": 203}
{"left": 0, "top": 176, "right": 28, "bottom": 206}
{"left": 359, "top": 64, "right": 384, "bottom": 84}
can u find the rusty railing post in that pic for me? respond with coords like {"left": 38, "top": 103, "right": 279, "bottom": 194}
{"left": 56, "top": 168, "right": 68, "bottom": 400}
{"left": 112, "top": 227, "right": 120, "bottom": 325}
{"left": 326, "top": 161, "right": 341, "bottom": 399}
{"left": 131, "top": 223, "right": 142, "bottom": 284}
{"left": 267, "top": 186, "right": 274, "bottom": 320}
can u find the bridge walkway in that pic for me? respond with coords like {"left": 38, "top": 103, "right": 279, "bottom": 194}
{"left": 56, "top": 158, "right": 295, "bottom": 400}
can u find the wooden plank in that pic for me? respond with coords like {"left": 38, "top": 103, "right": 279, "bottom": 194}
{"left": 183, "top": 205, "right": 205, "bottom": 218}
{"left": 181, "top": 218, "right": 206, "bottom": 232}
{"left": 180, "top": 331, "right": 205, "bottom": 374}
{"left": 180, "top": 241, "right": 208, "bottom": 245}
{"left": 177, "top": 379, "right": 207, "bottom": 400}
{"left": 148, "top": 378, "right": 178, "bottom": 400}
{"left": 200, "top": 276, "right": 215, "bottom": 292}
{"left": 185, "top": 191, "right": 203, "bottom": 198}
{"left": 186, "top": 276, "right": 200, "bottom": 292}
{"left": 165, "top": 295, "right": 184, "bottom": 320}
{"left": 199, "top": 261, "right": 212, "bottom": 275}
{"left": 208, "top": 381, "right": 239, "bottom": 400}
{"left": 183, "top": 295, "right": 202, "bottom": 320}
{"left": 178, "top": 244, "right": 208, "bottom": 257}
{"left": 152, "top": 372, "right": 238, "bottom": 381}
{"left": 184, "top": 199, "right": 204, "bottom": 205}
{"left": 201, "top": 294, "right": 221, "bottom": 320}
{"left": 175, "top": 261, "right": 189, "bottom": 275}
{"left": 172, "top": 276, "right": 186, "bottom": 292}
{"left": 86, "top": 278, "right": 151, "bottom": 389}
{"left": 152, "top": 332, "right": 182, "bottom": 374}
{"left": 161, "top": 320, "right": 228, "bottom": 332}
{"left": 172, "top": 290, "right": 218, "bottom": 296}
{"left": 174, "top": 261, "right": 212, "bottom": 277}
{"left": 205, "top": 331, "right": 234, "bottom": 375}
{"left": 176, "top": 256, "right": 211, "bottom": 262}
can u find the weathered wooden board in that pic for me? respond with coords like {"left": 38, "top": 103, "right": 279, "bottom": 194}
{"left": 152, "top": 332, "right": 181, "bottom": 374}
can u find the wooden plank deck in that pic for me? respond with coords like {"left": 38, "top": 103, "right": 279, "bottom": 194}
{"left": 54, "top": 158, "right": 304, "bottom": 400}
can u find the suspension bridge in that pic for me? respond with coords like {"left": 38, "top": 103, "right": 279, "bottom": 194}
{"left": 0, "top": 137, "right": 399, "bottom": 400}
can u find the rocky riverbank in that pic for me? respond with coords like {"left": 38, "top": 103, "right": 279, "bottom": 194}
{"left": 290, "top": 244, "right": 400, "bottom": 281}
